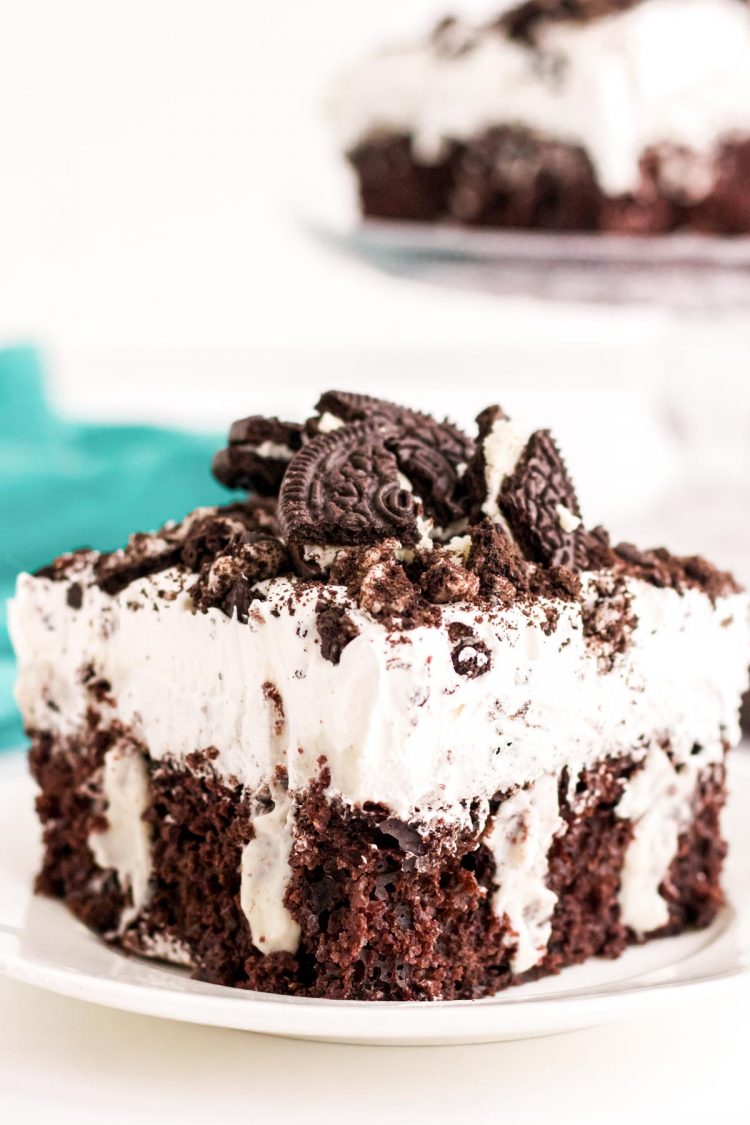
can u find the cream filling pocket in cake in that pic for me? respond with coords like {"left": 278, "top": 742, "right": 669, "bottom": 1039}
{"left": 87, "top": 740, "right": 153, "bottom": 931}
{"left": 240, "top": 786, "right": 301, "bottom": 956}
{"left": 616, "top": 745, "right": 704, "bottom": 934}
{"left": 487, "top": 773, "right": 565, "bottom": 974}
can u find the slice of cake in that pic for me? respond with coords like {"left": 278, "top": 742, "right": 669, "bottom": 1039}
{"left": 329, "top": 0, "right": 750, "bottom": 233}
{"left": 10, "top": 391, "right": 749, "bottom": 1000}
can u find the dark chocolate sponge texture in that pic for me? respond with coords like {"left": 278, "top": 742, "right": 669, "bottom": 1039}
{"left": 29, "top": 729, "right": 727, "bottom": 1000}
{"left": 349, "top": 130, "right": 750, "bottom": 234}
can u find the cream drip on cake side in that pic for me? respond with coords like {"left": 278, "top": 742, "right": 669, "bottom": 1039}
{"left": 486, "top": 773, "right": 564, "bottom": 973}
{"left": 329, "top": 0, "right": 750, "bottom": 195}
{"left": 616, "top": 745, "right": 705, "bottom": 933}
{"left": 240, "top": 785, "right": 301, "bottom": 956}
{"left": 87, "top": 739, "right": 153, "bottom": 932}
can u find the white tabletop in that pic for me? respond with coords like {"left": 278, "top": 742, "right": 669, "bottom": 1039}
{"left": 2, "top": 973, "right": 749, "bottom": 1125}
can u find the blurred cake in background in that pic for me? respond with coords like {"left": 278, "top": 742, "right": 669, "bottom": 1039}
{"left": 329, "top": 0, "right": 750, "bottom": 233}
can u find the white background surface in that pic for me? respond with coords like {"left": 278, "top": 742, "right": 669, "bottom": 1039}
{"left": 1, "top": 2, "right": 749, "bottom": 1120}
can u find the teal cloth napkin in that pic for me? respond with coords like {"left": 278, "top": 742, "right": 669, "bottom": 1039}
{"left": 0, "top": 346, "right": 229, "bottom": 751}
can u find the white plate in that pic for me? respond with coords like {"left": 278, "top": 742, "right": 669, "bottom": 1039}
{"left": 1, "top": 750, "right": 750, "bottom": 1046}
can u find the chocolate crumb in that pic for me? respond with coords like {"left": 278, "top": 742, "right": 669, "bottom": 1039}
{"left": 613, "top": 542, "right": 740, "bottom": 602}
{"left": 582, "top": 572, "right": 638, "bottom": 669}
{"left": 94, "top": 535, "right": 183, "bottom": 597}
{"left": 316, "top": 602, "right": 361, "bottom": 665}
{"left": 328, "top": 541, "right": 441, "bottom": 630}
{"left": 66, "top": 583, "right": 83, "bottom": 610}
{"left": 420, "top": 553, "right": 481, "bottom": 604}
{"left": 741, "top": 688, "right": 750, "bottom": 737}
{"left": 262, "top": 682, "right": 285, "bottom": 736}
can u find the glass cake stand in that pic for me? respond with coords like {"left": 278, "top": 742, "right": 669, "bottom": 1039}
{"left": 314, "top": 218, "right": 750, "bottom": 310}
{"left": 293, "top": 148, "right": 750, "bottom": 308}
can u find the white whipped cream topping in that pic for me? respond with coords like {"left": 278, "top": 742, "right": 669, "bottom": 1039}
{"left": 240, "top": 785, "right": 301, "bottom": 955}
{"left": 616, "top": 744, "right": 701, "bottom": 933}
{"left": 87, "top": 740, "right": 152, "bottom": 931}
{"left": 487, "top": 772, "right": 564, "bottom": 973}
{"left": 10, "top": 567, "right": 748, "bottom": 828}
{"left": 329, "top": 0, "right": 750, "bottom": 194}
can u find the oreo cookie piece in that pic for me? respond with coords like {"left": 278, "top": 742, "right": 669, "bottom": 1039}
{"left": 499, "top": 429, "right": 586, "bottom": 569}
{"left": 212, "top": 416, "right": 303, "bottom": 496}
{"left": 279, "top": 421, "right": 421, "bottom": 547}
{"left": 315, "top": 390, "right": 401, "bottom": 427}
{"left": 448, "top": 622, "right": 493, "bottom": 678}
{"left": 314, "top": 390, "right": 474, "bottom": 526}
{"left": 463, "top": 403, "right": 511, "bottom": 516}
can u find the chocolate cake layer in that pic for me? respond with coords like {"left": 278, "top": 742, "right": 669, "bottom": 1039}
{"left": 28, "top": 722, "right": 727, "bottom": 1000}
{"left": 349, "top": 132, "right": 750, "bottom": 235}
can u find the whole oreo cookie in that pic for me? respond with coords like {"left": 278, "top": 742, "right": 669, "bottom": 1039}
{"left": 278, "top": 421, "right": 421, "bottom": 547}
{"left": 499, "top": 429, "right": 585, "bottom": 569}
{"left": 212, "top": 416, "right": 303, "bottom": 496}
{"left": 314, "top": 390, "right": 474, "bottom": 526}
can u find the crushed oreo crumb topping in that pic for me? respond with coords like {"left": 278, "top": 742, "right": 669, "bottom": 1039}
{"left": 94, "top": 533, "right": 184, "bottom": 597}
{"left": 34, "top": 549, "right": 95, "bottom": 583}
{"left": 419, "top": 552, "right": 481, "bottom": 604}
{"left": 612, "top": 543, "right": 741, "bottom": 604}
{"left": 330, "top": 540, "right": 441, "bottom": 630}
{"left": 34, "top": 389, "right": 739, "bottom": 656}
{"left": 581, "top": 572, "right": 638, "bottom": 671}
